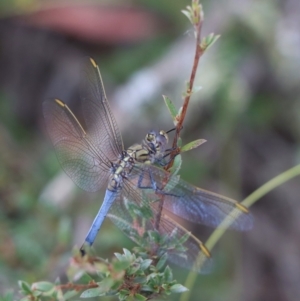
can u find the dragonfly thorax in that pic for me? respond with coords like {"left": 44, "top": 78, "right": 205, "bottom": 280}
{"left": 107, "top": 130, "right": 169, "bottom": 191}
{"left": 108, "top": 152, "right": 135, "bottom": 192}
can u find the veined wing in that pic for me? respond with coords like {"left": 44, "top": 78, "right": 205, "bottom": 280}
{"left": 81, "top": 58, "right": 123, "bottom": 160}
{"left": 107, "top": 183, "right": 213, "bottom": 274}
{"left": 43, "top": 98, "right": 111, "bottom": 192}
{"left": 129, "top": 164, "right": 253, "bottom": 231}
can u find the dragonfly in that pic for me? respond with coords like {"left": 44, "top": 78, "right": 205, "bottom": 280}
{"left": 43, "top": 58, "right": 253, "bottom": 273}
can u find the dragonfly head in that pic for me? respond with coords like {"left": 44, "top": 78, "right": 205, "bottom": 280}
{"left": 145, "top": 130, "right": 169, "bottom": 155}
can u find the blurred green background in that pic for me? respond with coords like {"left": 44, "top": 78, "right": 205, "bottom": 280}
{"left": 1, "top": 0, "right": 300, "bottom": 300}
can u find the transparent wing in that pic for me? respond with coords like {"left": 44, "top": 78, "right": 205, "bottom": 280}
{"left": 107, "top": 182, "right": 213, "bottom": 274}
{"left": 129, "top": 164, "right": 253, "bottom": 231}
{"left": 43, "top": 98, "right": 111, "bottom": 192}
{"left": 81, "top": 58, "right": 123, "bottom": 160}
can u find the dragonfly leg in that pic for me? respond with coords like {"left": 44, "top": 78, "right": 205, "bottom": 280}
{"left": 155, "top": 146, "right": 179, "bottom": 166}
{"left": 137, "top": 169, "right": 155, "bottom": 190}
{"left": 137, "top": 169, "right": 181, "bottom": 199}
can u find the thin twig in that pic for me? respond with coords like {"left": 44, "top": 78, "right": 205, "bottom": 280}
{"left": 157, "top": 2, "right": 205, "bottom": 235}
{"left": 166, "top": 6, "right": 205, "bottom": 170}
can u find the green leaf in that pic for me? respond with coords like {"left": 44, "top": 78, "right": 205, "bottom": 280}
{"left": 181, "top": 1, "right": 203, "bottom": 25}
{"left": 175, "top": 107, "right": 183, "bottom": 126}
{"left": 114, "top": 252, "right": 123, "bottom": 261}
{"left": 119, "top": 292, "right": 129, "bottom": 301}
{"left": 118, "top": 289, "right": 129, "bottom": 301}
{"left": 81, "top": 278, "right": 114, "bottom": 298}
{"left": 181, "top": 139, "right": 206, "bottom": 153}
{"left": 77, "top": 273, "right": 93, "bottom": 284}
{"left": 200, "top": 33, "right": 220, "bottom": 51}
{"left": 123, "top": 248, "right": 132, "bottom": 259}
{"left": 178, "top": 231, "right": 191, "bottom": 245}
{"left": 163, "top": 95, "right": 177, "bottom": 121}
{"left": 142, "top": 283, "right": 156, "bottom": 293}
{"left": 169, "top": 153, "right": 182, "bottom": 176}
{"left": 140, "top": 259, "right": 152, "bottom": 271}
{"left": 147, "top": 231, "right": 160, "bottom": 243}
{"left": 135, "top": 294, "right": 148, "bottom": 301}
{"left": 63, "top": 290, "right": 78, "bottom": 300}
{"left": 18, "top": 281, "right": 32, "bottom": 295}
{"left": 80, "top": 287, "right": 104, "bottom": 298}
{"left": 170, "top": 284, "right": 189, "bottom": 293}
{"left": 163, "top": 266, "right": 173, "bottom": 282}
{"left": 156, "top": 253, "right": 168, "bottom": 271}
{"left": 181, "top": 8, "right": 193, "bottom": 24}
{"left": 32, "top": 281, "right": 54, "bottom": 292}
{"left": 31, "top": 290, "right": 42, "bottom": 297}
{"left": 113, "top": 259, "right": 131, "bottom": 271}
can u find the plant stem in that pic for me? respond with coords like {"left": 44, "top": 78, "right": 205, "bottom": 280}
{"left": 167, "top": 6, "right": 204, "bottom": 170}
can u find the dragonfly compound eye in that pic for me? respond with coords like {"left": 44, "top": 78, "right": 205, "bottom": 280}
{"left": 146, "top": 133, "right": 155, "bottom": 142}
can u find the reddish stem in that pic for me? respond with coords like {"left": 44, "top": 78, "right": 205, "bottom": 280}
{"left": 166, "top": 17, "right": 204, "bottom": 170}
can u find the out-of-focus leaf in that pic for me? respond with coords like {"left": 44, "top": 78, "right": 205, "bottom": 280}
{"left": 77, "top": 273, "right": 94, "bottom": 284}
{"left": 80, "top": 287, "right": 104, "bottom": 298}
{"left": 181, "top": 139, "right": 206, "bottom": 153}
{"left": 18, "top": 281, "right": 32, "bottom": 295}
{"left": 200, "top": 33, "right": 220, "bottom": 51}
{"left": 32, "top": 281, "right": 54, "bottom": 292}
{"left": 169, "top": 283, "right": 189, "bottom": 293}
{"left": 81, "top": 278, "right": 114, "bottom": 299}
{"left": 156, "top": 253, "right": 168, "bottom": 271}
{"left": 163, "top": 95, "right": 177, "bottom": 122}
{"left": 140, "top": 259, "right": 152, "bottom": 271}
{"left": 135, "top": 294, "right": 147, "bottom": 301}
{"left": 163, "top": 266, "right": 173, "bottom": 283}
{"left": 63, "top": 290, "right": 78, "bottom": 300}
{"left": 169, "top": 154, "right": 182, "bottom": 176}
{"left": 113, "top": 259, "right": 131, "bottom": 271}
{"left": 181, "top": 7, "right": 193, "bottom": 24}
{"left": 181, "top": 1, "right": 203, "bottom": 25}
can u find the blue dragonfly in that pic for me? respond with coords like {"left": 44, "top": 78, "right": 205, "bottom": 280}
{"left": 43, "top": 58, "right": 253, "bottom": 273}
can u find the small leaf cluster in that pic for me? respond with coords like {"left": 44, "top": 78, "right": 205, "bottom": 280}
{"left": 132, "top": 230, "right": 191, "bottom": 263}
{"left": 182, "top": 0, "right": 220, "bottom": 56}
{"left": 116, "top": 249, "right": 187, "bottom": 301}
{"left": 181, "top": 0, "right": 204, "bottom": 27}
{"left": 16, "top": 247, "right": 187, "bottom": 301}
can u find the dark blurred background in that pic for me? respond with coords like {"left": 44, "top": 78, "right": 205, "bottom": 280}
{"left": 1, "top": 0, "right": 300, "bottom": 300}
